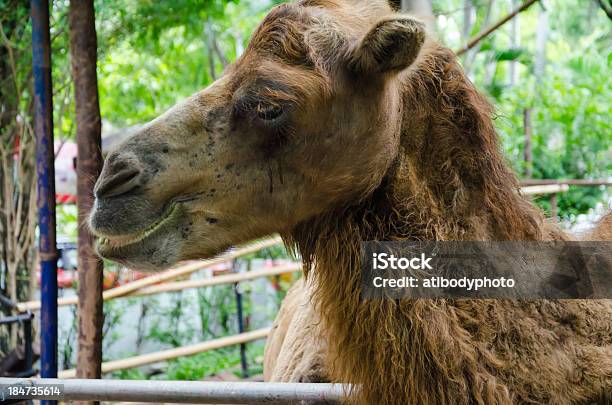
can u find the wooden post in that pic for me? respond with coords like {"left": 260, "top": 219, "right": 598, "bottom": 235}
{"left": 69, "top": 0, "right": 104, "bottom": 400}
{"left": 550, "top": 193, "right": 558, "bottom": 219}
{"left": 523, "top": 108, "right": 532, "bottom": 178}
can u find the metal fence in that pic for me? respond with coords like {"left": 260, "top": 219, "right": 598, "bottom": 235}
{"left": 0, "top": 378, "right": 349, "bottom": 404}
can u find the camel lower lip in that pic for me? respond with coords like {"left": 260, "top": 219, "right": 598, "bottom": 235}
{"left": 96, "top": 203, "right": 178, "bottom": 254}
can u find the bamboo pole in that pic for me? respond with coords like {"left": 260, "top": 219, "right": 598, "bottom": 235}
{"left": 17, "top": 236, "right": 283, "bottom": 311}
{"left": 523, "top": 108, "right": 533, "bottom": 178}
{"left": 521, "top": 184, "right": 569, "bottom": 195}
{"left": 520, "top": 179, "right": 612, "bottom": 186}
{"left": 132, "top": 263, "right": 302, "bottom": 297}
{"left": 57, "top": 327, "right": 271, "bottom": 378}
{"left": 550, "top": 192, "right": 558, "bottom": 218}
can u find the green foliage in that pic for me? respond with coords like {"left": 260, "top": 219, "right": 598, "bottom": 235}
{"left": 105, "top": 274, "right": 280, "bottom": 380}
{"left": 103, "top": 299, "right": 134, "bottom": 360}
{"left": 94, "top": 0, "right": 277, "bottom": 126}
{"left": 109, "top": 342, "right": 266, "bottom": 381}
{"left": 196, "top": 284, "right": 237, "bottom": 340}
{"left": 164, "top": 348, "right": 238, "bottom": 380}
{"left": 495, "top": 43, "right": 611, "bottom": 179}
{"left": 113, "top": 368, "right": 148, "bottom": 380}
{"left": 147, "top": 292, "right": 195, "bottom": 347}
{"left": 0, "top": 0, "right": 32, "bottom": 115}
{"left": 449, "top": 0, "right": 611, "bottom": 218}
{"left": 56, "top": 204, "right": 78, "bottom": 239}
{"left": 240, "top": 244, "right": 292, "bottom": 260}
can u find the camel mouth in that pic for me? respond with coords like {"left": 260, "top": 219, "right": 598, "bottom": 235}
{"left": 95, "top": 202, "right": 179, "bottom": 257}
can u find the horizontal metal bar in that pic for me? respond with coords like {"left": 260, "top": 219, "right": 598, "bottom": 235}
{"left": 0, "top": 378, "right": 349, "bottom": 404}
{"left": 0, "top": 293, "right": 18, "bottom": 312}
{"left": 0, "top": 312, "right": 34, "bottom": 325}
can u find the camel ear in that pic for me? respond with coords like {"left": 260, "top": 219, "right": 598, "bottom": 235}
{"left": 348, "top": 16, "right": 426, "bottom": 75}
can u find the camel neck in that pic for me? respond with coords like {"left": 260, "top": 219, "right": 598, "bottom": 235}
{"left": 284, "top": 42, "right": 563, "bottom": 405}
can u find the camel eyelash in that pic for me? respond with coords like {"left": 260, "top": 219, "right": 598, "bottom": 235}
{"left": 255, "top": 102, "right": 284, "bottom": 121}
{"left": 235, "top": 96, "right": 292, "bottom": 128}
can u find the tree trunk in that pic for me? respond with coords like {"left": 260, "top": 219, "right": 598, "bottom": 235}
{"left": 523, "top": 108, "right": 533, "bottom": 178}
{"left": 401, "top": 0, "right": 435, "bottom": 33}
{"left": 462, "top": 0, "right": 475, "bottom": 76}
{"left": 234, "top": 31, "right": 245, "bottom": 59}
{"left": 534, "top": 0, "right": 548, "bottom": 80}
{"left": 205, "top": 19, "right": 218, "bottom": 80}
{"left": 462, "top": 0, "right": 474, "bottom": 42}
{"left": 69, "top": 0, "right": 104, "bottom": 402}
{"left": 508, "top": 0, "right": 520, "bottom": 85}
{"left": 462, "top": 0, "right": 495, "bottom": 77}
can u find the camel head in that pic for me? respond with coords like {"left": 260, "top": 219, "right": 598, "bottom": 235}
{"left": 90, "top": 0, "right": 426, "bottom": 270}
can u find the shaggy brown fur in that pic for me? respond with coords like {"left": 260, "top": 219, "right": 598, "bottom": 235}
{"left": 585, "top": 212, "right": 612, "bottom": 241}
{"left": 276, "top": 40, "right": 612, "bottom": 405}
{"left": 88, "top": 0, "right": 612, "bottom": 403}
{"left": 275, "top": 8, "right": 612, "bottom": 405}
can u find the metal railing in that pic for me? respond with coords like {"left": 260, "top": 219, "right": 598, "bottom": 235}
{"left": 0, "top": 378, "right": 349, "bottom": 404}
{"left": 0, "top": 294, "right": 36, "bottom": 378}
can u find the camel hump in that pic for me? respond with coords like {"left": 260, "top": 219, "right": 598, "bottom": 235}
{"left": 582, "top": 211, "right": 612, "bottom": 241}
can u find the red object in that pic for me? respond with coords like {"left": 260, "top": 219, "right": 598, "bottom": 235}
{"left": 117, "top": 270, "right": 149, "bottom": 285}
{"left": 57, "top": 268, "right": 75, "bottom": 288}
{"left": 54, "top": 141, "right": 78, "bottom": 204}
{"left": 103, "top": 272, "right": 118, "bottom": 289}
{"left": 13, "top": 135, "right": 20, "bottom": 156}
{"left": 37, "top": 268, "right": 120, "bottom": 290}
{"left": 37, "top": 268, "right": 76, "bottom": 288}
{"left": 56, "top": 193, "right": 77, "bottom": 204}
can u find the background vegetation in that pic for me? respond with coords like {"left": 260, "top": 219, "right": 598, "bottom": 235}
{"left": 1, "top": 0, "right": 610, "bottom": 379}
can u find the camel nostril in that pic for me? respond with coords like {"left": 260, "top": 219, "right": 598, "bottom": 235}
{"left": 95, "top": 168, "right": 142, "bottom": 199}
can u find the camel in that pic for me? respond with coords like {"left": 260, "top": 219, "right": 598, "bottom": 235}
{"left": 89, "top": 0, "right": 612, "bottom": 403}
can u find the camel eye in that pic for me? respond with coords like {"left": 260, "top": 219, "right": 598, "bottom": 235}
{"left": 256, "top": 103, "right": 283, "bottom": 121}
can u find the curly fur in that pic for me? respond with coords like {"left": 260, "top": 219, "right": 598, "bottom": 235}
{"left": 276, "top": 39, "right": 612, "bottom": 405}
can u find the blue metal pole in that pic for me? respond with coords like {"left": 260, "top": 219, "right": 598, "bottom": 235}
{"left": 31, "top": 1, "right": 57, "bottom": 405}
